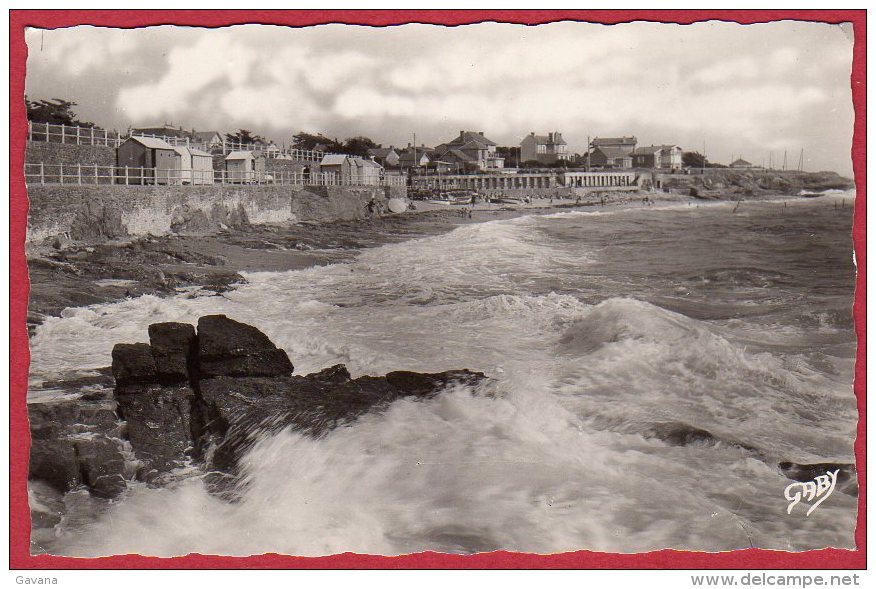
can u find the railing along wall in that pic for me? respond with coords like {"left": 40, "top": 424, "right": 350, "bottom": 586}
{"left": 24, "top": 163, "right": 406, "bottom": 188}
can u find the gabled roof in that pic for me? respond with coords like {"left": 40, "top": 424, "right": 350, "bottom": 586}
{"left": 444, "top": 148, "right": 475, "bottom": 162}
{"left": 225, "top": 150, "right": 257, "bottom": 160}
{"left": 131, "top": 126, "right": 190, "bottom": 139}
{"left": 592, "top": 146, "right": 634, "bottom": 160}
{"left": 398, "top": 150, "right": 432, "bottom": 165}
{"left": 525, "top": 132, "right": 567, "bottom": 146}
{"left": 730, "top": 158, "right": 753, "bottom": 167}
{"left": 127, "top": 136, "right": 176, "bottom": 150}
{"left": 367, "top": 147, "right": 398, "bottom": 158}
{"left": 445, "top": 131, "right": 497, "bottom": 147}
{"left": 189, "top": 148, "right": 213, "bottom": 157}
{"left": 192, "top": 131, "right": 222, "bottom": 142}
{"left": 631, "top": 145, "right": 679, "bottom": 156}
{"left": 320, "top": 154, "right": 348, "bottom": 166}
{"left": 458, "top": 139, "right": 491, "bottom": 151}
{"left": 592, "top": 136, "right": 637, "bottom": 146}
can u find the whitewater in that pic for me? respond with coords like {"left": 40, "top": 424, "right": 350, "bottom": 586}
{"left": 27, "top": 194, "right": 859, "bottom": 556}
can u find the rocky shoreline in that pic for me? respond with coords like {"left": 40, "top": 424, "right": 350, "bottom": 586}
{"left": 29, "top": 315, "right": 490, "bottom": 502}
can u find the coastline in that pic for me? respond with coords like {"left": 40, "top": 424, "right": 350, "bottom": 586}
{"left": 25, "top": 190, "right": 852, "bottom": 334}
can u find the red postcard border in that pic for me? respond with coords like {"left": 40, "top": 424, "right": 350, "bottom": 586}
{"left": 8, "top": 9, "right": 867, "bottom": 570}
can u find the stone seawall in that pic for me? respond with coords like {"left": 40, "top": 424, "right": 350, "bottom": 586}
{"left": 25, "top": 141, "right": 116, "bottom": 167}
{"left": 26, "top": 184, "right": 407, "bottom": 243}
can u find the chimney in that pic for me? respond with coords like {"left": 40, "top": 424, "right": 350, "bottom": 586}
{"left": 407, "top": 142, "right": 412, "bottom": 148}
{"left": 530, "top": 132, "right": 535, "bottom": 136}
{"left": 459, "top": 130, "right": 465, "bottom": 136}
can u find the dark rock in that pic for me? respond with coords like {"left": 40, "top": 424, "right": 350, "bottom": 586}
{"left": 29, "top": 439, "right": 80, "bottom": 493}
{"left": 114, "top": 384, "right": 194, "bottom": 476}
{"left": 779, "top": 461, "right": 858, "bottom": 496}
{"left": 197, "top": 315, "right": 293, "bottom": 378}
{"left": 309, "top": 363, "right": 352, "bottom": 384}
{"left": 195, "top": 367, "right": 489, "bottom": 475}
{"left": 111, "top": 343, "right": 158, "bottom": 385}
{"left": 200, "top": 349, "right": 294, "bottom": 379}
{"left": 385, "top": 369, "right": 487, "bottom": 399}
{"left": 148, "top": 322, "right": 196, "bottom": 384}
{"left": 73, "top": 435, "right": 128, "bottom": 498}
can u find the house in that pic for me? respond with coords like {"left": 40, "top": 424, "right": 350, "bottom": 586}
{"left": 587, "top": 146, "right": 633, "bottom": 169}
{"left": 173, "top": 146, "right": 214, "bottom": 185}
{"left": 591, "top": 136, "right": 637, "bottom": 152}
{"left": 730, "top": 158, "right": 754, "bottom": 169}
{"left": 191, "top": 131, "right": 224, "bottom": 151}
{"left": 398, "top": 149, "right": 432, "bottom": 170}
{"left": 116, "top": 136, "right": 180, "bottom": 185}
{"left": 631, "top": 145, "right": 683, "bottom": 170}
{"left": 319, "top": 154, "right": 383, "bottom": 185}
{"left": 130, "top": 124, "right": 191, "bottom": 141}
{"left": 433, "top": 130, "right": 504, "bottom": 171}
{"left": 224, "top": 150, "right": 266, "bottom": 183}
{"left": 398, "top": 144, "right": 437, "bottom": 170}
{"left": 520, "top": 131, "right": 571, "bottom": 165}
{"left": 367, "top": 147, "right": 400, "bottom": 168}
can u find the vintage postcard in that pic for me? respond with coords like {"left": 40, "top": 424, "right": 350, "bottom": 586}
{"left": 9, "top": 9, "right": 865, "bottom": 572}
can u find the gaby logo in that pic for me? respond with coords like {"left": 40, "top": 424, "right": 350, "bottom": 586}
{"left": 784, "top": 469, "right": 840, "bottom": 516}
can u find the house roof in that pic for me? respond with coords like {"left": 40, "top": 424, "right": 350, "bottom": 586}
{"left": 592, "top": 146, "right": 633, "bottom": 160}
{"left": 398, "top": 151, "right": 432, "bottom": 165}
{"left": 458, "top": 139, "right": 491, "bottom": 151}
{"left": 225, "top": 150, "right": 256, "bottom": 160}
{"left": 132, "top": 126, "right": 190, "bottom": 139}
{"left": 367, "top": 147, "right": 398, "bottom": 158}
{"left": 631, "top": 145, "right": 679, "bottom": 156}
{"left": 444, "top": 131, "right": 497, "bottom": 147}
{"left": 128, "top": 136, "right": 176, "bottom": 150}
{"left": 592, "top": 136, "right": 637, "bottom": 146}
{"left": 192, "top": 131, "right": 221, "bottom": 142}
{"left": 444, "top": 148, "right": 476, "bottom": 162}
{"left": 320, "top": 154, "right": 348, "bottom": 166}
{"left": 525, "top": 132, "right": 567, "bottom": 146}
{"left": 730, "top": 158, "right": 753, "bottom": 167}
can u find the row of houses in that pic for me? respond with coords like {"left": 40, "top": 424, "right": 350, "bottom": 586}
{"left": 368, "top": 130, "right": 507, "bottom": 173}
{"left": 365, "top": 130, "right": 685, "bottom": 172}
{"left": 587, "top": 137, "right": 683, "bottom": 170}
{"left": 116, "top": 136, "right": 389, "bottom": 185}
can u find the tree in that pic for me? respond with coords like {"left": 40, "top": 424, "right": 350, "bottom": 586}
{"left": 682, "top": 151, "right": 708, "bottom": 168}
{"left": 495, "top": 146, "right": 520, "bottom": 166}
{"left": 25, "top": 96, "right": 95, "bottom": 127}
{"left": 225, "top": 129, "right": 265, "bottom": 145}
{"left": 291, "top": 132, "right": 343, "bottom": 153}
{"left": 341, "top": 136, "right": 379, "bottom": 157}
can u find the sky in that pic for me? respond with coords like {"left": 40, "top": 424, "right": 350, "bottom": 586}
{"left": 24, "top": 20, "right": 855, "bottom": 175}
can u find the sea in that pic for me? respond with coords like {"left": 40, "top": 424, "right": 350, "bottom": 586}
{"left": 26, "top": 192, "right": 859, "bottom": 556}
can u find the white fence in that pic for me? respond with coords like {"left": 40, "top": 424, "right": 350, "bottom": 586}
{"left": 27, "top": 121, "right": 331, "bottom": 161}
{"left": 24, "top": 163, "right": 407, "bottom": 188}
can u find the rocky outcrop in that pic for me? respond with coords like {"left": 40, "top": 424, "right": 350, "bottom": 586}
{"left": 28, "top": 315, "right": 488, "bottom": 498}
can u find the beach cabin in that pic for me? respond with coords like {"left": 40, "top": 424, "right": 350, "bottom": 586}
{"left": 349, "top": 156, "right": 383, "bottom": 185}
{"left": 116, "top": 136, "right": 181, "bottom": 185}
{"left": 319, "top": 154, "right": 348, "bottom": 184}
{"left": 319, "top": 154, "right": 383, "bottom": 185}
{"left": 224, "top": 150, "right": 266, "bottom": 183}
{"left": 174, "top": 146, "right": 215, "bottom": 185}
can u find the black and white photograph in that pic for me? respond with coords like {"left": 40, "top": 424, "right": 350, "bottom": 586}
{"left": 19, "top": 15, "right": 860, "bottom": 559}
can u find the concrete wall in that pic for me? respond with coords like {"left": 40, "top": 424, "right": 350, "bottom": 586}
{"left": 26, "top": 184, "right": 407, "bottom": 243}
